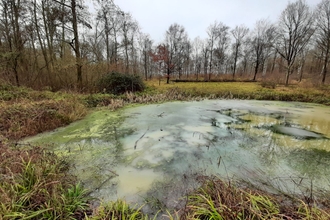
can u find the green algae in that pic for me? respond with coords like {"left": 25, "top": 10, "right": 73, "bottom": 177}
{"left": 26, "top": 110, "right": 128, "bottom": 145}
{"left": 23, "top": 100, "right": 330, "bottom": 210}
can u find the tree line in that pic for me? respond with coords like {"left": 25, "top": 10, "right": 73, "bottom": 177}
{"left": 0, "top": 0, "right": 329, "bottom": 90}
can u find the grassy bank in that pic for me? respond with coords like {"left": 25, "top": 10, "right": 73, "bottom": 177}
{"left": 180, "top": 176, "right": 330, "bottom": 220}
{"left": 0, "top": 144, "right": 90, "bottom": 219}
{"left": 1, "top": 81, "right": 330, "bottom": 219}
{"left": 0, "top": 83, "right": 87, "bottom": 141}
{"left": 145, "top": 80, "right": 330, "bottom": 105}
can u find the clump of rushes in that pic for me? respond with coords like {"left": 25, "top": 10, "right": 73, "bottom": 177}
{"left": 86, "top": 200, "right": 148, "bottom": 220}
{"left": 0, "top": 144, "right": 91, "bottom": 220}
{"left": 180, "top": 176, "right": 330, "bottom": 220}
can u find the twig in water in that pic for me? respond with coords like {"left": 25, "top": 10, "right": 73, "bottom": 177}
{"left": 87, "top": 174, "right": 116, "bottom": 196}
{"left": 114, "top": 126, "right": 118, "bottom": 141}
{"left": 157, "top": 112, "right": 165, "bottom": 117}
{"left": 108, "top": 169, "right": 119, "bottom": 177}
{"left": 217, "top": 155, "right": 222, "bottom": 168}
{"left": 134, "top": 127, "right": 149, "bottom": 149}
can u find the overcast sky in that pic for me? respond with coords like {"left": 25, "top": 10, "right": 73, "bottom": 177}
{"left": 112, "top": 0, "right": 321, "bottom": 43}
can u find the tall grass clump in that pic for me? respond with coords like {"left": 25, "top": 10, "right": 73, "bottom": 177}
{"left": 86, "top": 200, "right": 148, "bottom": 220}
{"left": 97, "top": 72, "right": 145, "bottom": 95}
{"left": 180, "top": 176, "right": 330, "bottom": 220}
{"left": 0, "top": 144, "right": 90, "bottom": 220}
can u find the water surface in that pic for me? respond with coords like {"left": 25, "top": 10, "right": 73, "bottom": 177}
{"left": 25, "top": 100, "right": 330, "bottom": 209}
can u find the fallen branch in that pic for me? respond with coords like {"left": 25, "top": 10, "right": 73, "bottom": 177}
{"left": 134, "top": 127, "right": 149, "bottom": 149}
{"left": 87, "top": 175, "right": 116, "bottom": 196}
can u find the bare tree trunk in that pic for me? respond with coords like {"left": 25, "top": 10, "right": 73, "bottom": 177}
{"left": 34, "top": 0, "right": 51, "bottom": 85}
{"left": 271, "top": 51, "right": 277, "bottom": 73}
{"left": 233, "top": 43, "right": 239, "bottom": 79}
{"left": 298, "top": 58, "right": 305, "bottom": 82}
{"left": 166, "top": 66, "right": 170, "bottom": 84}
{"left": 10, "top": 0, "right": 23, "bottom": 86}
{"left": 322, "top": 47, "right": 329, "bottom": 84}
{"left": 285, "top": 65, "right": 293, "bottom": 86}
{"left": 71, "top": 0, "right": 82, "bottom": 87}
{"left": 60, "top": 0, "right": 65, "bottom": 58}
{"left": 144, "top": 51, "right": 148, "bottom": 80}
{"left": 253, "top": 61, "right": 259, "bottom": 81}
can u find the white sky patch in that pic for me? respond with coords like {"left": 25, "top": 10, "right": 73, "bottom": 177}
{"left": 112, "top": 0, "right": 320, "bottom": 43}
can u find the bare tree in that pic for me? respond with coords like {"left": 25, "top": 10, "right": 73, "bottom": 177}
{"left": 96, "top": 0, "right": 116, "bottom": 70}
{"left": 206, "top": 21, "right": 229, "bottom": 80}
{"left": 315, "top": 0, "right": 330, "bottom": 84}
{"left": 165, "top": 23, "right": 188, "bottom": 83}
{"left": 202, "top": 41, "right": 209, "bottom": 79}
{"left": 0, "top": 0, "right": 28, "bottom": 86}
{"left": 70, "top": 0, "right": 82, "bottom": 86}
{"left": 206, "top": 21, "right": 218, "bottom": 79}
{"left": 250, "top": 19, "right": 276, "bottom": 81}
{"left": 192, "top": 37, "right": 204, "bottom": 80}
{"left": 121, "top": 13, "right": 139, "bottom": 74}
{"left": 231, "top": 25, "right": 249, "bottom": 79}
{"left": 276, "top": 0, "right": 314, "bottom": 86}
{"left": 214, "top": 24, "right": 230, "bottom": 75}
{"left": 87, "top": 21, "right": 104, "bottom": 62}
{"left": 181, "top": 39, "right": 191, "bottom": 78}
{"left": 241, "top": 41, "right": 253, "bottom": 75}
{"left": 139, "top": 33, "right": 153, "bottom": 80}
{"left": 31, "top": 0, "right": 63, "bottom": 87}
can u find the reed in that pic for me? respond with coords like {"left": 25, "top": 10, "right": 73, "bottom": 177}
{"left": 86, "top": 200, "right": 148, "bottom": 220}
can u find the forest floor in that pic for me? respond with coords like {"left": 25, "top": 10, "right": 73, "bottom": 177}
{"left": 1, "top": 80, "right": 330, "bottom": 219}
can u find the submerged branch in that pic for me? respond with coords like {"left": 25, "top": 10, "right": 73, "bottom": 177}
{"left": 87, "top": 172, "right": 118, "bottom": 196}
{"left": 134, "top": 127, "right": 149, "bottom": 149}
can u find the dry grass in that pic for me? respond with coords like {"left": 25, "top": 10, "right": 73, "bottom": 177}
{"left": 145, "top": 80, "right": 330, "bottom": 104}
{"left": 0, "top": 83, "right": 88, "bottom": 141}
{"left": 180, "top": 176, "right": 330, "bottom": 220}
{"left": 0, "top": 99, "right": 87, "bottom": 140}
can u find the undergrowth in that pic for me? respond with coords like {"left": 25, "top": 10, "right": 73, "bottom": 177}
{"left": 0, "top": 144, "right": 90, "bottom": 220}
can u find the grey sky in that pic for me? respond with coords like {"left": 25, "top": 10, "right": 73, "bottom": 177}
{"left": 114, "top": 0, "right": 321, "bottom": 43}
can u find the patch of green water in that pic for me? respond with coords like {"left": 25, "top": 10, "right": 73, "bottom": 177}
{"left": 22, "top": 100, "right": 330, "bottom": 212}
{"left": 26, "top": 110, "right": 133, "bottom": 145}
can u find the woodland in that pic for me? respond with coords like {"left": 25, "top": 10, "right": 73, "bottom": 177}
{"left": 1, "top": 0, "right": 330, "bottom": 91}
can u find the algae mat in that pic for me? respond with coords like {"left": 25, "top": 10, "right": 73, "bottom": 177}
{"left": 25, "top": 100, "right": 330, "bottom": 207}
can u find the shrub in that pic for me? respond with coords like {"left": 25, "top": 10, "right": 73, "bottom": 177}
{"left": 97, "top": 72, "right": 145, "bottom": 95}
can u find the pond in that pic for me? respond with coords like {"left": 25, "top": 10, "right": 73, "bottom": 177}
{"left": 25, "top": 100, "right": 330, "bottom": 211}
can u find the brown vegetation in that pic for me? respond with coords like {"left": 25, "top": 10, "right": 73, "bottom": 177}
{"left": 0, "top": 83, "right": 87, "bottom": 141}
